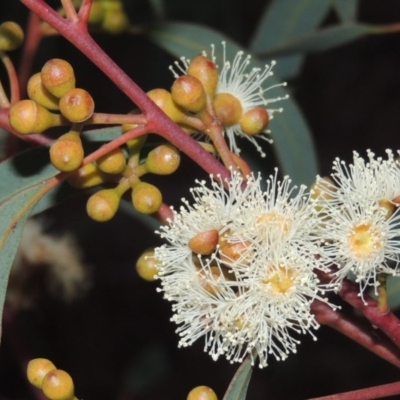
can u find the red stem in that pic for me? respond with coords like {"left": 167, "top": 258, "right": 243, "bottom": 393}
{"left": 308, "top": 380, "right": 400, "bottom": 400}
{"left": 311, "top": 300, "right": 400, "bottom": 368}
{"left": 18, "top": 12, "right": 42, "bottom": 94}
{"left": 339, "top": 280, "right": 400, "bottom": 349}
{"left": 317, "top": 271, "right": 400, "bottom": 353}
{"left": 0, "top": 52, "right": 20, "bottom": 104}
{"left": 78, "top": 0, "right": 94, "bottom": 25}
{"left": 19, "top": 0, "right": 230, "bottom": 181}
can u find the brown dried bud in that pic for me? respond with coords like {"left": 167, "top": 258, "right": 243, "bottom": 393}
{"left": 189, "top": 230, "right": 219, "bottom": 255}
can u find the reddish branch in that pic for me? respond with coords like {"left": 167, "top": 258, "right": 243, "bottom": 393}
{"left": 312, "top": 300, "right": 400, "bottom": 368}
{"left": 308, "top": 380, "right": 400, "bottom": 400}
{"left": 20, "top": 0, "right": 230, "bottom": 181}
{"left": 339, "top": 280, "right": 400, "bottom": 349}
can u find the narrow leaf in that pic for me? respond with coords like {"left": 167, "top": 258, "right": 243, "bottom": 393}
{"left": 148, "top": 22, "right": 319, "bottom": 185}
{"left": 223, "top": 356, "right": 253, "bottom": 400}
{"left": 332, "top": 0, "right": 358, "bottom": 22}
{"left": 0, "top": 179, "right": 55, "bottom": 339}
{"left": 250, "top": 0, "right": 331, "bottom": 52}
{"left": 260, "top": 23, "right": 381, "bottom": 57}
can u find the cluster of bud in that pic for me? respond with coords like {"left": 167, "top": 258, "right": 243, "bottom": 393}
{"left": 27, "top": 358, "right": 76, "bottom": 400}
{"left": 9, "top": 58, "right": 96, "bottom": 173}
{"left": 88, "top": 0, "right": 129, "bottom": 34}
{"left": 10, "top": 58, "right": 94, "bottom": 136}
{"left": 82, "top": 139, "right": 181, "bottom": 222}
{"left": 150, "top": 51, "right": 271, "bottom": 149}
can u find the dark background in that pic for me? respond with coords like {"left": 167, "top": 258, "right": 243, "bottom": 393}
{"left": 1, "top": 1, "right": 400, "bottom": 399}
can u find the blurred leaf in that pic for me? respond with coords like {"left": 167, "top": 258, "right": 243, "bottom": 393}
{"left": 83, "top": 126, "right": 122, "bottom": 143}
{"left": 332, "top": 0, "right": 358, "bottom": 22}
{"left": 250, "top": 0, "right": 331, "bottom": 78}
{"left": 148, "top": 22, "right": 319, "bottom": 185}
{"left": 250, "top": 0, "right": 331, "bottom": 51}
{"left": 0, "top": 147, "right": 57, "bottom": 200}
{"left": 223, "top": 356, "right": 253, "bottom": 400}
{"left": 386, "top": 276, "right": 400, "bottom": 310}
{"left": 271, "top": 54, "right": 303, "bottom": 80}
{"left": 0, "top": 148, "right": 59, "bottom": 339}
{"left": 148, "top": 0, "right": 165, "bottom": 20}
{"left": 260, "top": 23, "right": 382, "bottom": 56}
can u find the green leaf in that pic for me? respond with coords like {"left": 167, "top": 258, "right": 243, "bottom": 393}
{"left": 270, "top": 54, "right": 303, "bottom": 80}
{"left": 260, "top": 23, "right": 381, "bottom": 56}
{"left": 147, "top": 22, "right": 319, "bottom": 185}
{"left": 223, "top": 356, "right": 253, "bottom": 400}
{"left": 82, "top": 125, "right": 122, "bottom": 143}
{"left": 0, "top": 184, "right": 48, "bottom": 320}
{"left": 250, "top": 0, "right": 331, "bottom": 78}
{"left": 250, "top": 0, "right": 331, "bottom": 52}
{"left": 332, "top": 0, "right": 358, "bottom": 22}
{"left": 386, "top": 276, "right": 400, "bottom": 310}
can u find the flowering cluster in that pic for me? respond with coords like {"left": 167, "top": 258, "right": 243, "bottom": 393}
{"left": 169, "top": 42, "right": 288, "bottom": 157}
{"left": 155, "top": 170, "right": 334, "bottom": 367}
{"left": 315, "top": 150, "right": 400, "bottom": 294}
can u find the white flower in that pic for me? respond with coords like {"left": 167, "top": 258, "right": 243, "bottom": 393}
{"left": 328, "top": 149, "right": 400, "bottom": 206}
{"left": 317, "top": 151, "right": 400, "bottom": 294}
{"left": 170, "top": 42, "right": 288, "bottom": 157}
{"left": 214, "top": 246, "right": 331, "bottom": 368}
{"left": 155, "top": 170, "right": 334, "bottom": 367}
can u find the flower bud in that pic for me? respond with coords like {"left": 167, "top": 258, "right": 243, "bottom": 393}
{"left": 136, "top": 248, "right": 159, "bottom": 281}
{"left": 145, "top": 144, "right": 180, "bottom": 175}
{"left": 87, "top": 188, "right": 121, "bottom": 222}
{"left": 0, "top": 21, "right": 24, "bottom": 51}
{"left": 240, "top": 107, "right": 269, "bottom": 135}
{"left": 171, "top": 75, "right": 206, "bottom": 113}
{"left": 59, "top": 88, "right": 95, "bottom": 123}
{"left": 9, "top": 100, "right": 59, "bottom": 134}
{"left": 27, "top": 73, "right": 59, "bottom": 110}
{"left": 213, "top": 93, "right": 243, "bottom": 126}
{"left": 189, "top": 230, "right": 219, "bottom": 255}
{"left": 147, "top": 89, "right": 188, "bottom": 123}
{"left": 187, "top": 385, "right": 218, "bottom": 400}
{"left": 67, "top": 163, "right": 106, "bottom": 188}
{"left": 27, "top": 358, "right": 56, "bottom": 389}
{"left": 187, "top": 55, "right": 218, "bottom": 96}
{"left": 197, "top": 267, "right": 223, "bottom": 296}
{"left": 50, "top": 131, "right": 84, "bottom": 172}
{"left": 41, "top": 369, "right": 75, "bottom": 400}
{"left": 41, "top": 59, "right": 76, "bottom": 98}
{"left": 310, "top": 176, "right": 335, "bottom": 201}
{"left": 132, "top": 182, "right": 162, "bottom": 214}
{"left": 97, "top": 147, "right": 127, "bottom": 174}
{"left": 88, "top": 2, "right": 105, "bottom": 24}
{"left": 102, "top": 10, "right": 129, "bottom": 34}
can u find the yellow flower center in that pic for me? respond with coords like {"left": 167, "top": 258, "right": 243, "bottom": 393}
{"left": 257, "top": 211, "right": 291, "bottom": 236}
{"left": 348, "top": 223, "right": 382, "bottom": 258}
{"left": 263, "top": 266, "right": 295, "bottom": 294}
